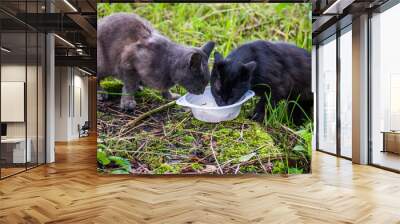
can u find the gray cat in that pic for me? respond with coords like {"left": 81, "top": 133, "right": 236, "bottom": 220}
{"left": 97, "top": 13, "right": 215, "bottom": 111}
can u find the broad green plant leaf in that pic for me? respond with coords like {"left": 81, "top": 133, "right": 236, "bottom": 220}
{"left": 97, "top": 151, "right": 110, "bottom": 166}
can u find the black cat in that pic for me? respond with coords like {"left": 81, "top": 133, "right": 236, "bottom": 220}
{"left": 210, "top": 40, "right": 312, "bottom": 123}
{"left": 97, "top": 13, "right": 215, "bottom": 111}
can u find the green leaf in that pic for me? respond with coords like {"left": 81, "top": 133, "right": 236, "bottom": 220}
{"left": 110, "top": 169, "right": 130, "bottom": 174}
{"left": 288, "top": 167, "right": 303, "bottom": 174}
{"left": 97, "top": 143, "right": 107, "bottom": 151}
{"left": 109, "top": 156, "right": 131, "bottom": 172}
{"left": 97, "top": 151, "right": 110, "bottom": 166}
{"left": 293, "top": 145, "right": 306, "bottom": 152}
{"left": 238, "top": 152, "right": 256, "bottom": 162}
{"left": 109, "top": 156, "right": 129, "bottom": 166}
{"left": 272, "top": 161, "right": 286, "bottom": 174}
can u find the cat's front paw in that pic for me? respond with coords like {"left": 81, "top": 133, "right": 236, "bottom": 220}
{"left": 169, "top": 92, "right": 181, "bottom": 100}
{"left": 120, "top": 96, "right": 136, "bottom": 111}
{"left": 162, "top": 91, "right": 181, "bottom": 100}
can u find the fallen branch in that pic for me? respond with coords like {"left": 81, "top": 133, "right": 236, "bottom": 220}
{"left": 256, "top": 154, "right": 268, "bottom": 174}
{"left": 234, "top": 164, "right": 241, "bottom": 174}
{"left": 122, "top": 100, "right": 176, "bottom": 135}
{"left": 210, "top": 133, "right": 224, "bottom": 175}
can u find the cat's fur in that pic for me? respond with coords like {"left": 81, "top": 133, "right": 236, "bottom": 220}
{"left": 97, "top": 13, "right": 215, "bottom": 111}
{"left": 210, "top": 40, "right": 312, "bottom": 123}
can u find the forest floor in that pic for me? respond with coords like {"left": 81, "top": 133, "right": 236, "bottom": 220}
{"left": 97, "top": 88, "right": 312, "bottom": 175}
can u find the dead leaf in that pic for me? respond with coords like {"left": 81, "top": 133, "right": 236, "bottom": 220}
{"left": 202, "top": 165, "right": 217, "bottom": 173}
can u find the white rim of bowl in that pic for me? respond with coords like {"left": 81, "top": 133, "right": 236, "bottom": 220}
{"left": 179, "top": 90, "right": 255, "bottom": 110}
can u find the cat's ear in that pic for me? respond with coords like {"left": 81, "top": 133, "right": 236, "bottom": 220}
{"left": 189, "top": 52, "right": 202, "bottom": 71}
{"left": 200, "top": 41, "right": 215, "bottom": 58}
{"left": 240, "top": 61, "right": 257, "bottom": 82}
{"left": 214, "top": 51, "right": 223, "bottom": 64}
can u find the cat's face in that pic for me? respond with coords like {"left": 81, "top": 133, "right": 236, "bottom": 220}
{"left": 176, "top": 41, "right": 215, "bottom": 95}
{"left": 210, "top": 52, "right": 257, "bottom": 106}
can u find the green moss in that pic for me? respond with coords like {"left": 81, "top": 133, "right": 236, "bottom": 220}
{"left": 144, "top": 156, "right": 163, "bottom": 170}
{"left": 272, "top": 161, "right": 287, "bottom": 174}
{"left": 240, "top": 165, "right": 257, "bottom": 173}
{"left": 182, "top": 135, "right": 196, "bottom": 144}
{"left": 190, "top": 118, "right": 205, "bottom": 127}
{"left": 154, "top": 163, "right": 181, "bottom": 174}
{"left": 135, "top": 88, "right": 164, "bottom": 102}
{"left": 100, "top": 77, "right": 123, "bottom": 94}
{"left": 288, "top": 167, "right": 303, "bottom": 174}
{"left": 97, "top": 111, "right": 104, "bottom": 118}
{"left": 191, "top": 163, "right": 203, "bottom": 171}
{"left": 212, "top": 122, "right": 277, "bottom": 163}
{"left": 99, "top": 104, "right": 310, "bottom": 174}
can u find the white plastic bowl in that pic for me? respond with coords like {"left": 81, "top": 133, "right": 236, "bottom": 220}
{"left": 176, "top": 86, "right": 255, "bottom": 123}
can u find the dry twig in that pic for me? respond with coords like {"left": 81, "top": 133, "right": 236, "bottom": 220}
{"left": 121, "top": 100, "right": 176, "bottom": 135}
{"left": 210, "top": 133, "right": 223, "bottom": 174}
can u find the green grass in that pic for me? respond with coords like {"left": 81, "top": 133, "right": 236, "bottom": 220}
{"left": 98, "top": 3, "right": 312, "bottom": 59}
